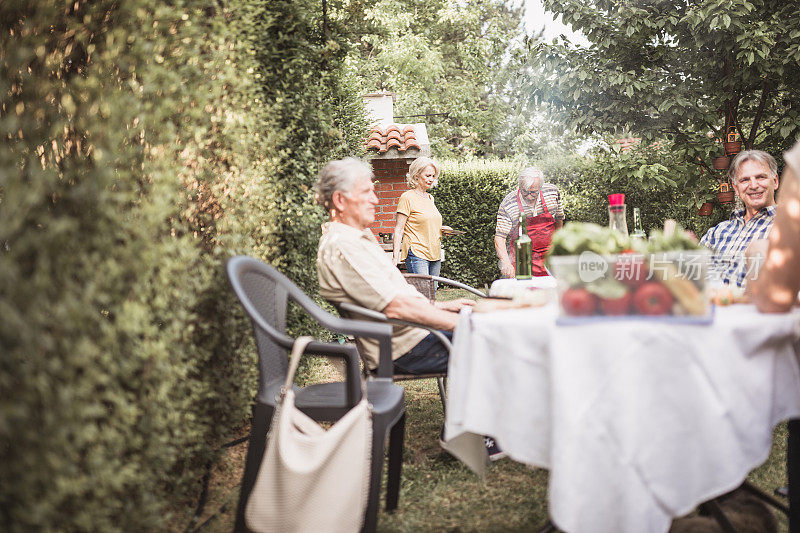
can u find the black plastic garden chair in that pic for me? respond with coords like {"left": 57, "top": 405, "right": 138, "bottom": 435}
{"left": 227, "top": 256, "right": 406, "bottom": 533}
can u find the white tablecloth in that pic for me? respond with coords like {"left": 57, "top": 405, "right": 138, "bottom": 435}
{"left": 443, "top": 304, "right": 800, "bottom": 533}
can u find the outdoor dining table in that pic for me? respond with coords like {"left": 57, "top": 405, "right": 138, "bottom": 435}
{"left": 442, "top": 302, "right": 800, "bottom": 533}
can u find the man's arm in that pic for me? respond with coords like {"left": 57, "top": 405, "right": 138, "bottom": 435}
{"left": 382, "top": 295, "right": 473, "bottom": 331}
{"left": 494, "top": 235, "right": 515, "bottom": 278}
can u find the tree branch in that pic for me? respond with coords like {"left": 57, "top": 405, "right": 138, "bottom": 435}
{"left": 705, "top": 120, "right": 723, "bottom": 145}
{"left": 748, "top": 82, "right": 769, "bottom": 149}
{"left": 322, "top": 0, "right": 328, "bottom": 40}
{"left": 690, "top": 156, "right": 714, "bottom": 176}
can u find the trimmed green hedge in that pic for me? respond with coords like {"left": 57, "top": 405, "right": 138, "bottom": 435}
{"left": 436, "top": 160, "right": 517, "bottom": 287}
{"left": 1, "top": 1, "right": 364, "bottom": 530}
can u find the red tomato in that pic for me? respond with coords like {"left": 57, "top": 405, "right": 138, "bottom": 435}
{"left": 561, "top": 288, "right": 598, "bottom": 316}
{"left": 600, "top": 292, "right": 631, "bottom": 315}
{"left": 632, "top": 282, "right": 674, "bottom": 315}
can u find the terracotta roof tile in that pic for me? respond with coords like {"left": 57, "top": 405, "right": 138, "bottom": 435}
{"left": 615, "top": 137, "right": 640, "bottom": 152}
{"left": 365, "top": 125, "right": 421, "bottom": 153}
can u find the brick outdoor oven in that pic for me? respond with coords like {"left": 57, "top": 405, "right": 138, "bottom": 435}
{"left": 362, "top": 92, "right": 430, "bottom": 246}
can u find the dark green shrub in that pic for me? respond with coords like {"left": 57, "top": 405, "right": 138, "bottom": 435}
{"left": 549, "top": 149, "right": 728, "bottom": 240}
{"left": 0, "top": 2, "right": 216, "bottom": 529}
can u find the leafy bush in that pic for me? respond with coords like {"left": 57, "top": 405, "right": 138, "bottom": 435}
{"left": 552, "top": 146, "right": 729, "bottom": 240}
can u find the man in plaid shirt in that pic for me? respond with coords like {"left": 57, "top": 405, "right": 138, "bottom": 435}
{"left": 700, "top": 150, "right": 779, "bottom": 287}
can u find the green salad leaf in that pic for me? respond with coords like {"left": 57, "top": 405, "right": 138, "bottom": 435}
{"left": 549, "top": 222, "right": 632, "bottom": 255}
{"left": 549, "top": 222, "right": 703, "bottom": 256}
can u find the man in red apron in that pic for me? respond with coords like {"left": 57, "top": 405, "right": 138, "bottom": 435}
{"left": 494, "top": 167, "right": 565, "bottom": 277}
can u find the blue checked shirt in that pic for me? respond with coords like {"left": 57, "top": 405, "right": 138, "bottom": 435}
{"left": 700, "top": 206, "right": 776, "bottom": 287}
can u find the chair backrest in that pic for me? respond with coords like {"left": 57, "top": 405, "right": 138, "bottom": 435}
{"left": 229, "top": 255, "right": 390, "bottom": 407}
{"left": 227, "top": 257, "right": 294, "bottom": 398}
{"left": 403, "top": 274, "right": 436, "bottom": 302}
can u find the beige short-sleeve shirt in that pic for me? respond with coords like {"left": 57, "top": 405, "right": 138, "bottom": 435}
{"left": 317, "top": 221, "right": 429, "bottom": 369}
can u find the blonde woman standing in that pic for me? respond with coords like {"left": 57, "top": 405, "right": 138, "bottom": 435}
{"left": 392, "top": 157, "right": 451, "bottom": 274}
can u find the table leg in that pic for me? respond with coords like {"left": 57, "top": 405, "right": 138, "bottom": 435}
{"left": 789, "top": 419, "right": 800, "bottom": 533}
{"left": 698, "top": 500, "right": 737, "bottom": 533}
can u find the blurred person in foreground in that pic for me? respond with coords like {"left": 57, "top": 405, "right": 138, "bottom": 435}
{"left": 747, "top": 141, "right": 800, "bottom": 312}
{"left": 494, "top": 167, "right": 564, "bottom": 278}
{"left": 701, "top": 150, "right": 779, "bottom": 287}
{"left": 392, "top": 156, "right": 452, "bottom": 274}
{"left": 315, "top": 157, "right": 474, "bottom": 375}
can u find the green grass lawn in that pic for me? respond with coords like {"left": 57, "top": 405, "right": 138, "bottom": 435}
{"left": 185, "top": 288, "right": 791, "bottom": 532}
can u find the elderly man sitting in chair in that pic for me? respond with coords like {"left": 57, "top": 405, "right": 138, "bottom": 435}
{"left": 315, "top": 157, "right": 474, "bottom": 376}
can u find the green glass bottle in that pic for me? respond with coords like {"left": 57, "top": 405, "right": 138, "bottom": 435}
{"left": 631, "top": 207, "right": 646, "bottom": 240}
{"left": 515, "top": 211, "right": 532, "bottom": 279}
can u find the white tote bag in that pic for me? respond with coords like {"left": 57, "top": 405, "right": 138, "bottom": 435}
{"left": 245, "top": 337, "right": 373, "bottom": 533}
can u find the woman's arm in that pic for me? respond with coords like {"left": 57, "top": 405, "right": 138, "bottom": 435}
{"left": 748, "top": 165, "right": 800, "bottom": 312}
{"left": 392, "top": 212, "right": 409, "bottom": 265}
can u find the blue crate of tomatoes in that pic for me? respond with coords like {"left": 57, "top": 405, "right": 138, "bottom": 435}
{"left": 546, "top": 222, "right": 712, "bottom": 321}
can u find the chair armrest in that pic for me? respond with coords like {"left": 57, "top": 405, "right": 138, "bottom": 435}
{"left": 340, "top": 303, "right": 452, "bottom": 353}
{"left": 338, "top": 301, "right": 387, "bottom": 321}
{"left": 301, "top": 340, "right": 363, "bottom": 407}
{"left": 430, "top": 275, "right": 487, "bottom": 298}
{"left": 382, "top": 318, "right": 453, "bottom": 353}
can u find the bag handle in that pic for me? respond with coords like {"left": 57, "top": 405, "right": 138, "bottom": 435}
{"left": 280, "top": 337, "right": 368, "bottom": 405}
{"left": 282, "top": 336, "right": 314, "bottom": 393}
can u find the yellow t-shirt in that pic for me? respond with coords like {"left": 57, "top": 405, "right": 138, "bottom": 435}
{"left": 396, "top": 190, "right": 443, "bottom": 261}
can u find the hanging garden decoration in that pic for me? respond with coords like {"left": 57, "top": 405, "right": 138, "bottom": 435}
{"left": 717, "top": 180, "right": 735, "bottom": 204}
{"left": 724, "top": 126, "right": 742, "bottom": 157}
{"left": 698, "top": 202, "right": 714, "bottom": 216}
{"left": 713, "top": 155, "right": 730, "bottom": 170}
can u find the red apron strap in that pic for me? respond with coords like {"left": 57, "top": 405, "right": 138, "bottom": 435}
{"left": 538, "top": 189, "right": 550, "bottom": 215}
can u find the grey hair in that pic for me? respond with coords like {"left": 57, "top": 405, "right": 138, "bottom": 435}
{"left": 728, "top": 150, "right": 778, "bottom": 181}
{"left": 315, "top": 157, "right": 373, "bottom": 210}
{"left": 518, "top": 167, "right": 544, "bottom": 190}
{"left": 406, "top": 156, "right": 440, "bottom": 188}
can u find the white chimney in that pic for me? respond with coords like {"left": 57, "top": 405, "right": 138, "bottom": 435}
{"left": 362, "top": 92, "right": 396, "bottom": 128}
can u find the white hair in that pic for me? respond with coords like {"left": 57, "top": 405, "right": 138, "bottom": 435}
{"left": 518, "top": 167, "right": 544, "bottom": 190}
{"left": 314, "top": 157, "right": 373, "bottom": 210}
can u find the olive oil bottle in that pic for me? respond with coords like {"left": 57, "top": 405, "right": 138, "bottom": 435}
{"left": 515, "top": 212, "right": 532, "bottom": 279}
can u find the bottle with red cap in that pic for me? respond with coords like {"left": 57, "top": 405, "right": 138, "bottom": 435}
{"left": 608, "top": 193, "right": 628, "bottom": 236}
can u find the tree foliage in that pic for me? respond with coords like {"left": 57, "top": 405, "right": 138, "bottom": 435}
{"left": 335, "top": 0, "right": 527, "bottom": 156}
{"left": 530, "top": 0, "right": 800, "bottom": 184}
